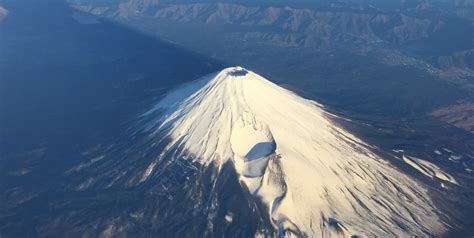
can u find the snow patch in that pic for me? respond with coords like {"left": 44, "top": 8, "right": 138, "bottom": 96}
{"left": 403, "top": 155, "right": 458, "bottom": 184}
{"left": 225, "top": 213, "right": 233, "bottom": 223}
{"left": 443, "top": 148, "right": 454, "bottom": 153}
{"left": 448, "top": 155, "right": 462, "bottom": 161}
{"left": 140, "top": 160, "right": 157, "bottom": 182}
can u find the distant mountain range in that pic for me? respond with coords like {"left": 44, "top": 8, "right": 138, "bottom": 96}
{"left": 70, "top": 0, "right": 474, "bottom": 72}
{"left": 69, "top": 0, "right": 474, "bottom": 132}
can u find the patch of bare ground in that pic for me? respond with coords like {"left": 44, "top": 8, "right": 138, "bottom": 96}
{"left": 430, "top": 101, "right": 474, "bottom": 133}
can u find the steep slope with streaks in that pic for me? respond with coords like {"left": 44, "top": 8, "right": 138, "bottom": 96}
{"left": 142, "top": 66, "right": 447, "bottom": 237}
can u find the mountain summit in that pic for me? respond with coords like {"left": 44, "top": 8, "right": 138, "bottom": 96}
{"left": 142, "top": 67, "right": 444, "bottom": 237}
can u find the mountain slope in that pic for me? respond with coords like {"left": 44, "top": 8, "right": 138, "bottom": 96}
{"left": 141, "top": 67, "right": 446, "bottom": 237}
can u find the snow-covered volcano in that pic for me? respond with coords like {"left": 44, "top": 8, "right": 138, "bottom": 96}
{"left": 142, "top": 67, "right": 445, "bottom": 237}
